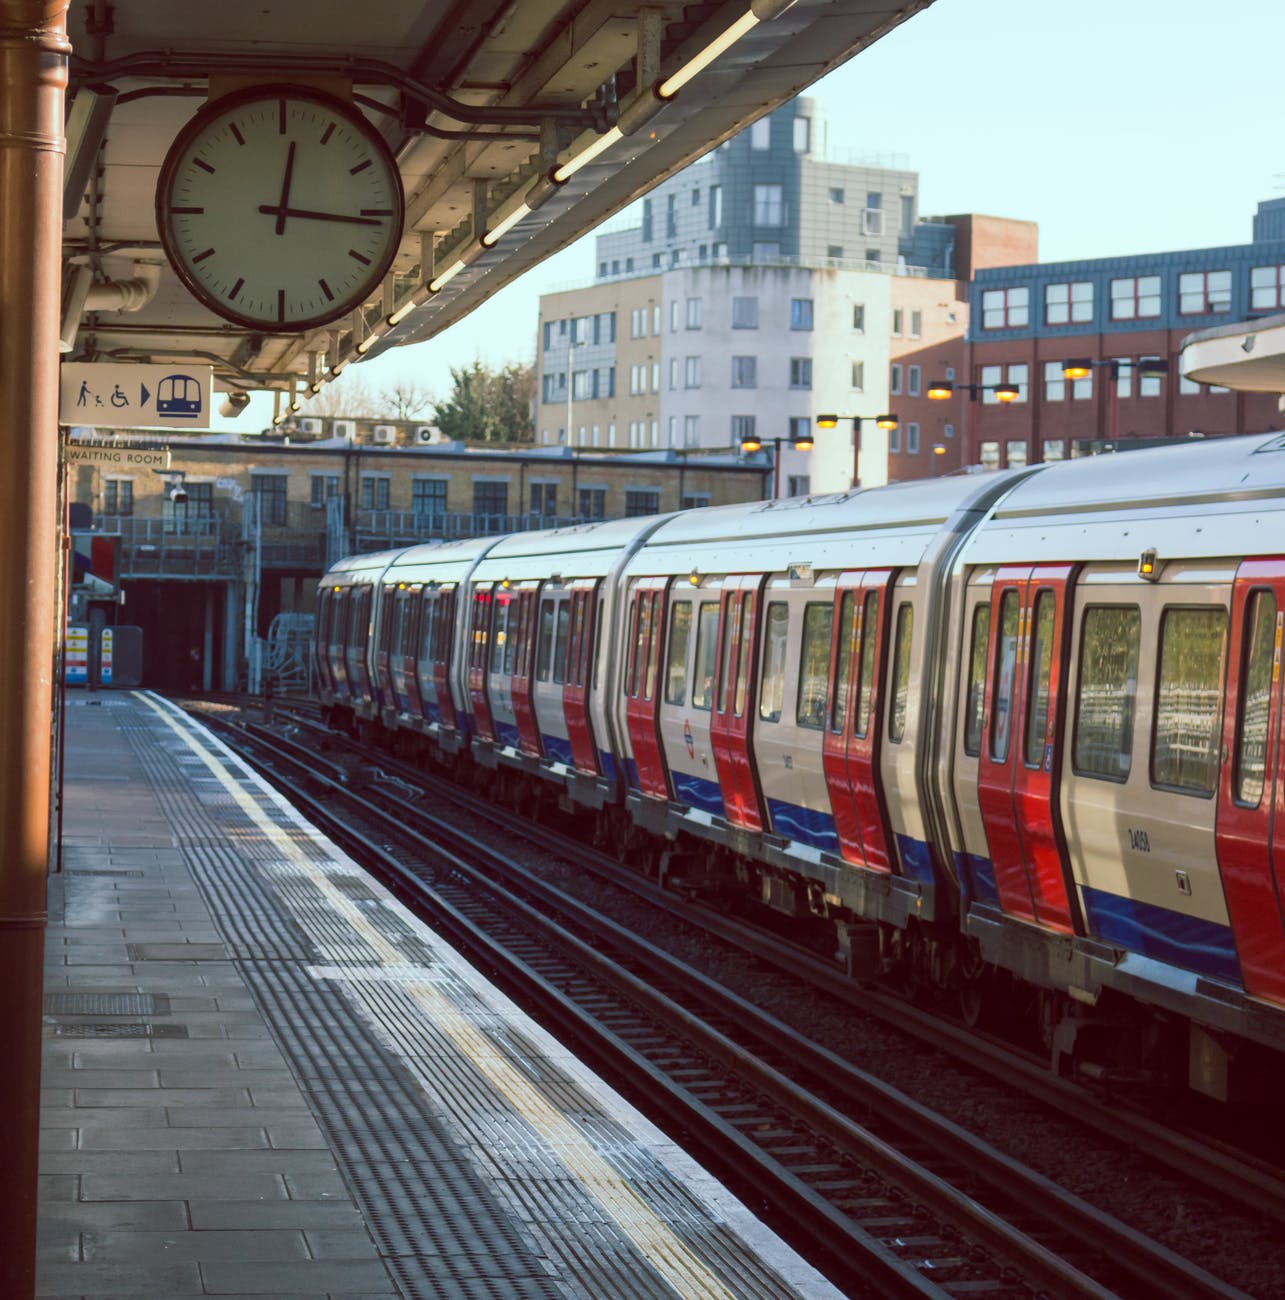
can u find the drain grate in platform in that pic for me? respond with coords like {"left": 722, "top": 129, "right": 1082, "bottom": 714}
{"left": 44, "top": 992, "right": 171, "bottom": 1017}
{"left": 52, "top": 1021, "right": 189, "bottom": 1039}
{"left": 65, "top": 868, "right": 145, "bottom": 878}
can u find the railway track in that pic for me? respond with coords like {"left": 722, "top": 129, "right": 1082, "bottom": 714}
{"left": 195, "top": 707, "right": 1254, "bottom": 1300}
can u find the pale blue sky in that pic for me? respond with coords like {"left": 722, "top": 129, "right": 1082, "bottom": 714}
{"left": 229, "top": 0, "right": 1281, "bottom": 427}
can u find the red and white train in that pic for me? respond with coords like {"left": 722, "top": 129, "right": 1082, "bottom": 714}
{"left": 316, "top": 433, "right": 1285, "bottom": 1100}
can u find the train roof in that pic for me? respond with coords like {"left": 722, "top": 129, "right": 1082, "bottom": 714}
{"left": 624, "top": 473, "right": 1024, "bottom": 577}
{"left": 468, "top": 514, "right": 673, "bottom": 581}
{"left": 964, "top": 433, "right": 1285, "bottom": 565}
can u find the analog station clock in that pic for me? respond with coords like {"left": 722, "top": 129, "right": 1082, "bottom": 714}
{"left": 156, "top": 84, "right": 405, "bottom": 333}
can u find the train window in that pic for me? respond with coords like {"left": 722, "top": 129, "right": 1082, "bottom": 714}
{"left": 1235, "top": 591, "right": 1277, "bottom": 806}
{"left": 734, "top": 596, "right": 755, "bottom": 717}
{"left": 438, "top": 591, "right": 455, "bottom": 662}
{"left": 490, "top": 595, "right": 509, "bottom": 673}
{"left": 856, "top": 591, "right": 879, "bottom": 739}
{"left": 990, "top": 591, "right": 1020, "bottom": 761}
{"left": 537, "top": 599, "right": 556, "bottom": 683}
{"left": 830, "top": 592, "right": 856, "bottom": 733}
{"left": 1023, "top": 591, "right": 1056, "bottom": 768}
{"left": 665, "top": 601, "right": 692, "bottom": 706}
{"left": 759, "top": 602, "right": 789, "bottom": 723}
{"left": 569, "top": 595, "right": 587, "bottom": 687}
{"left": 554, "top": 602, "right": 571, "bottom": 686}
{"left": 1152, "top": 606, "right": 1227, "bottom": 796}
{"left": 1073, "top": 606, "right": 1140, "bottom": 780}
{"left": 963, "top": 603, "right": 991, "bottom": 756}
{"left": 419, "top": 599, "right": 438, "bottom": 664}
{"left": 691, "top": 602, "right": 720, "bottom": 711}
{"left": 717, "top": 599, "right": 737, "bottom": 715}
{"left": 593, "top": 598, "right": 605, "bottom": 692}
{"left": 796, "top": 602, "right": 833, "bottom": 730}
{"left": 889, "top": 602, "right": 914, "bottom": 743}
{"left": 644, "top": 596, "right": 661, "bottom": 700}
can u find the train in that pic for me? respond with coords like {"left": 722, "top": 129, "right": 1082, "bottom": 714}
{"left": 315, "top": 432, "right": 1285, "bottom": 1102}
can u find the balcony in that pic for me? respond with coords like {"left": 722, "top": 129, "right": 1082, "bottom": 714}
{"left": 99, "top": 513, "right": 238, "bottom": 578}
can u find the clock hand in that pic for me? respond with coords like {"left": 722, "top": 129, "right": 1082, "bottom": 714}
{"left": 274, "top": 140, "right": 297, "bottom": 236}
{"left": 257, "top": 204, "right": 384, "bottom": 227}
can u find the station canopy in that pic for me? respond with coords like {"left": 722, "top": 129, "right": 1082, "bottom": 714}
{"left": 62, "top": 0, "right": 932, "bottom": 411}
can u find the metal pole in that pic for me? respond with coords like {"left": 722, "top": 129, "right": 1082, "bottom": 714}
{"left": 0, "top": 3, "right": 69, "bottom": 1295}
{"left": 772, "top": 439, "right": 781, "bottom": 500}
{"left": 851, "top": 420, "right": 862, "bottom": 488}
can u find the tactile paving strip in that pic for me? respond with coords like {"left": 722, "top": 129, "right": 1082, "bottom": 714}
{"left": 118, "top": 698, "right": 834, "bottom": 1300}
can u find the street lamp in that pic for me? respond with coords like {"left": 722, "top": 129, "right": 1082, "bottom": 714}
{"left": 740, "top": 430, "right": 814, "bottom": 499}
{"left": 931, "top": 443, "right": 947, "bottom": 475}
{"left": 927, "top": 380, "right": 1020, "bottom": 402}
{"left": 1061, "top": 356, "right": 1170, "bottom": 444}
{"left": 815, "top": 412, "right": 899, "bottom": 488}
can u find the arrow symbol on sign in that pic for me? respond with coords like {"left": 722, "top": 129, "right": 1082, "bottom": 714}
{"left": 140, "top": 383, "right": 150, "bottom": 406}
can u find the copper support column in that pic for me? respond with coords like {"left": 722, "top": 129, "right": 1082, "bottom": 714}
{"left": 0, "top": 2, "right": 69, "bottom": 1294}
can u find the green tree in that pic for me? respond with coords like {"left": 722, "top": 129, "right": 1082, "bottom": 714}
{"left": 432, "top": 360, "right": 534, "bottom": 443}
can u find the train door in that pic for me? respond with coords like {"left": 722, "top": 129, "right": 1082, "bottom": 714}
{"left": 485, "top": 586, "right": 520, "bottom": 749}
{"left": 710, "top": 574, "right": 767, "bottom": 831}
{"left": 623, "top": 578, "right": 670, "bottom": 798}
{"left": 563, "top": 581, "right": 600, "bottom": 773}
{"left": 1216, "top": 559, "right": 1285, "bottom": 1004}
{"left": 393, "top": 585, "right": 425, "bottom": 719}
{"left": 416, "top": 586, "right": 457, "bottom": 730}
{"left": 976, "top": 564, "right": 1077, "bottom": 934}
{"left": 374, "top": 585, "right": 397, "bottom": 714}
{"left": 467, "top": 584, "right": 495, "bottom": 741}
{"left": 822, "top": 570, "right": 896, "bottom": 872}
{"left": 510, "top": 587, "right": 541, "bottom": 757}
{"left": 345, "top": 585, "right": 374, "bottom": 710}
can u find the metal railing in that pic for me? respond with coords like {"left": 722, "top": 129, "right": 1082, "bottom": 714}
{"left": 352, "top": 509, "right": 602, "bottom": 551}
{"left": 98, "top": 513, "right": 239, "bottom": 576}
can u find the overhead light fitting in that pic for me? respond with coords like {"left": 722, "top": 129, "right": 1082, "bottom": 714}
{"left": 481, "top": 201, "right": 532, "bottom": 248}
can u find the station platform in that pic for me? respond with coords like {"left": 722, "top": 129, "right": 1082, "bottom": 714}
{"left": 38, "top": 691, "right": 841, "bottom": 1299}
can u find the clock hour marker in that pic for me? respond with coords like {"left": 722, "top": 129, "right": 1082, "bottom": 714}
{"left": 278, "top": 99, "right": 287, "bottom": 133}
{"left": 360, "top": 209, "right": 394, "bottom": 217}
{"left": 194, "top": 158, "right": 215, "bottom": 174}
{"left": 319, "top": 279, "right": 334, "bottom": 301}
{"left": 192, "top": 248, "right": 215, "bottom": 263}
{"left": 169, "top": 206, "right": 205, "bottom": 215}
{"left": 229, "top": 277, "right": 244, "bottom": 300}
{"left": 349, "top": 249, "right": 372, "bottom": 266}
{"left": 278, "top": 289, "right": 286, "bottom": 322}
{"left": 230, "top": 123, "right": 245, "bottom": 146}
{"left": 320, "top": 123, "right": 335, "bottom": 145}
{"left": 349, "top": 159, "right": 371, "bottom": 176}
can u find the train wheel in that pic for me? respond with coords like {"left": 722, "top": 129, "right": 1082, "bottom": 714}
{"left": 957, "top": 940, "right": 988, "bottom": 1027}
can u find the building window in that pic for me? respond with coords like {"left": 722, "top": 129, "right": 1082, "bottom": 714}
{"left": 571, "top": 370, "right": 592, "bottom": 400}
{"left": 1139, "top": 358, "right": 1165, "bottom": 398}
{"left": 683, "top": 415, "right": 699, "bottom": 445}
{"left": 863, "top": 193, "right": 883, "bottom": 236}
{"left": 542, "top": 320, "right": 553, "bottom": 349}
{"left": 709, "top": 184, "right": 723, "bottom": 228}
{"left": 851, "top": 360, "right": 865, "bottom": 391}
{"left": 731, "top": 414, "right": 756, "bottom": 441}
{"left": 1045, "top": 280, "right": 1093, "bottom": 325}
{"left": 830, "top": 187, "right": 845, "bottom": 204}
{"left": 900, "top": 194, "right": 915, "bottom": 234}
{"left": 789, "top": 357, "right": 812, "bottom": 389}
{"left": 1006, "top": 441, "right": 1028, "bottom": 467}
{"left": 1179, "top": 269, "right": 1231, "bottom": 315}
{"left": 529, "top": 482, "right": 557, "bottom": 518}
{"left": 827, "top": 245, "right": 844, "bottom": 259}
{"left": 670, "top": 300, "right": 680, "bottom": 332}
{"left": 892, "top": 308, "right": 904, "bottom": 337}
{"left": 907, "top": 364, "right": 921, "bottom": 397}
{"left": 786, "top": 475, "right": 810, "bottom": 497}
{"left": 1251, "top": 264, "right": 1285, "bottom": 311}
{"left": 571, "top": 316, "right": 589, "bottom": 345}
{"left": 753, "top": 183, "right": 784, "bottom": 226}
{"left": 103, "top": 479, "right": 133, "bottom": 515}
{"left": 1043, "top": 360, "right": 1066, "bottom": 402}
{"left": 981, "top": 363, "right": 1028, "bottom": 403}
{"left": 651, "top": 362, "right": 660, "bottom": 393}
{"left": 684, "top": 356, "right": 701, "bottom": 389}
{"left": 666, "top": 193, "right": 677, "bottom": 238}
{"left": 981, "top": 286, "right": 1030, "bottom": 329}
{"left": 890, "top": 363, "right": 902, "bottom": 395}
{"left": 888, "top": 422, "right": 900, "bottom": 453}
{"left": 1043, "top": 439, "right": 1065, "bottom": 460}
{"left": 473, "top": 481, "right": 507, "bottom": 519}
{"left": 310, "top": 474, "right": 339, "bottom": 507}
{"left": 625, "top": 488, "right": 661, "bottom": 517}
{"left": 641, "top": 198, "right": 652, "bottom": 242}
{"left": 910, "top": 309, "right": 922, "bottom": 338}
{"left": 1110, "top": 274, "right": 1161, "bottom": 320}
{"left": 853, "top": 303, "right": 865, "bottom": 332}
{"left": 732, "top": 296, "right": 759, "bottom": 328}
{"left": 731, "top": 355, "right": 757, "bottom": 388}
{"left": 906, "top": 422, "right": 920, "bottom": 454}
{"left": 790, "top": 298, "right": 814, "bottom": 330}
{"left": 750, "top": 117, "right": 770, "bottom": 149}
{"left": 792, "top": 114, "right": 810, "bottom": 153}
{"left": 359, "top": 477, "right": 390, "bottom": 511}
{"left": 686, "top": 297, "right": 703, "bottom": 329}
{"left": 691, "top": 186, "right": 701, "bottom": 206}
{"left": 753, "top": 241, "right": 780, "bottom": 260}
{"left": 682, "top": 492, "right": 712, "bottom": 510}
{"left": 668, "top": 358, "right": 678, "bottom": 390}
{"left": 251, "top": 474, "right": 287, "bottom": 525}
{"left": 578, "top": 487, "right": 605, "bottom": 519}
{"left": 789, "top": 416, "right": 811, "bottom": 442}
{"left": 412, "top": 478, "right": 446, "bottom": 519}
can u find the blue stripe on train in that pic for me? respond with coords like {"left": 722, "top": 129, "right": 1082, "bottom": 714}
{"left": 895, "top": 834, "right": 936, "bottom": 884}
{"left": 541, "top": 733, "right": 574, "bottom": 766}
{"left": 766, "top": 799, "right": 838, "bottom": 853}
{"left": 672, "top": 770, "right": 724, "bottom": 816}
{"left": 1081, "top": 885, "right": 1241, "bottom": 984}
{"left": 599, "top": 751, "right": 618, "bottom": 784}
{"left": 956, "top": 851, "right": 1000, "bottom": 909}
{"left": 496, "top": 721, "right": 520, "bottom": 750}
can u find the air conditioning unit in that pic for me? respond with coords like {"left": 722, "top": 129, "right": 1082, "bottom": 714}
{"left": 298, "top": 417, "right": 322, "bottom": 434}
{"left": 333, "top": 419, "right": 354, "bottom": 441}
{"left": 372, "top": 424, "right": 395, "bottom": 444}
{"left": 415, "top": 425, "right": 435, "bottom": 444}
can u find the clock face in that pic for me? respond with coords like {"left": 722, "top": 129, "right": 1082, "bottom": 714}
{"left": 156, "top": 85, "right": 405, "bottom": 332}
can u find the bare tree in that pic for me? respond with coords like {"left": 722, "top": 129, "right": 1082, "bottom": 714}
{"left": 379, "top": 378, "right": 434, "bottom": 420}
{"left": 297, "top": 373, "right": 380, "bottom": 418}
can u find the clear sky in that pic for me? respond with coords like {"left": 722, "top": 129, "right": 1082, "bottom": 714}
{"left": 223, "top": 0, "right": 1282, "bottom": 429}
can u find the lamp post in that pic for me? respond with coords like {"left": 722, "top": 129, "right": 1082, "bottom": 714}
{"left": 815, "top": 412, "right": 899, "bottom": 488}
{"left": 927, "top": 380, "right": 1019, "bottom": 470}
{"left": 1062, "top": 356, "right": 1170, "bottom": 447}
{"left": 931, "top": 443, "right": 947, "bottom": 475}
{"left": 740, "top": 430, "right": 814, "bottom": 499}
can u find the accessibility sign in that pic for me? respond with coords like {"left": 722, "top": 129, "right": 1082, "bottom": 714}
{"left": 60, "top": 362, "right": 213, "bottom": 430}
